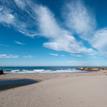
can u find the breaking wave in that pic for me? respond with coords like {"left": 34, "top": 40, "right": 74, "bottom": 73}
{"left": 4, "top": 69, "right": 83, "bottom": 73}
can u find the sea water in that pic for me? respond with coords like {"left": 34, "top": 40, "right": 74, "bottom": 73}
{"left": 0, "top": 66, "right": 84, "bottom": 73}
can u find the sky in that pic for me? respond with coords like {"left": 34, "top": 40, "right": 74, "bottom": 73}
{"left": 0, "top": 0, "right": 107, "bottom": 66}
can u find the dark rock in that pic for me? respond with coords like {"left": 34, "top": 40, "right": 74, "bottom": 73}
{"left": 0, "top": 70, "right": 4, "bottom": 75}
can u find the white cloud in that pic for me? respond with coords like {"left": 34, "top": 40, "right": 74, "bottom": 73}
{"left": 0, "top": 6, "right": 3, "bottom": 11}
{"left": 36, "top": 5, "right": 94, "bottom": 54}
{"left": 15, "top": 41, "right": 24, "bottom": 45}
{"left": 35, "top": 6, "right": 63, "bottom": 39}
{"left": 92, "top": 28, "right": 107, "bottom": 51}
{"left": 0, "top": 1, "right": 39, "bottom": 37}
{"left": 1, "top": 0, "right": 107, "bottom": 66}
{"left": 0, "top": 0, "right": 96, "bottom": 55}
{"left": 43, "top": 36, "right": 95, "bottom": 54}
{"left": 14, "top": 0, "right": 26, "bottom": 9}
{"left": 0, "top": 54, "right": 19, "bottom": 59}
{"left": 64, "top": 0, "right": 96, "bottom": 40}
{"left": 7, "top": 3, "right": 85, "bottom": 54}
{"left": 50, "top": 53, "right": 59, "bottom": 57}
{"left": 49, "top": 53, "right": 65, "bottom": 57}
{"left": 0, "top": 54, "right": 33, "bottom": 59}
{"left": 0, "top": 9, "right": 15, "bottom": 24}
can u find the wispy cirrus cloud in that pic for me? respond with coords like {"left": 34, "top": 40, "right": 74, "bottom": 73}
{"left": 50, "top": 53, "right": 65, "bottom": 57}
{"left": 92, "top": 28, "right": 107, "bottom": 52}
{"left": 0, "top": 54, "right": 33, "bottom": 59}
{"left": 14, "top": 0, "right": 26, "bottom": 9}
{"left": 36, "top": 5, "right": 94, "bottom": 54}
{"left": 64, "top": 0, "right": 96, "bottom": 40}
{"left": 0, "top": 0, "right": 39, "bottom": 37}
{"left": 50, "top": 53, "right": 59, "bottom": 57}
{"left": 0, "top": 9, "right": 15, "bottom": 25}
{"left": 15, "top": 41, "right": 24, "bottom": 45}
{"left": 0, "top": 0, "right": 101, "bottom": 56}
{"left": 0, "top": 54, "right": 19, "bottom": 59}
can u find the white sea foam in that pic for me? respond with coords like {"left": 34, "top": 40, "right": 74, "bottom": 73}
{"left": 5, "top": 69, "right": 84, "bottom": 74}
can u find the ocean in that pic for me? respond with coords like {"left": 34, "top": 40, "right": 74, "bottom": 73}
{"left": 0, "top": 66, "right": 84, "bottom": 73}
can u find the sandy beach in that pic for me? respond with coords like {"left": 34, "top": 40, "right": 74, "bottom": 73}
{"left": 0, "top": 71, "right": 107, "bottom": 107}
{"left": 1, "top": 0, "right": 107, "bottom": 106}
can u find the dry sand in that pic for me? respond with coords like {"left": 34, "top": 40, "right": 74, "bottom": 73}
{"left": 0, "top": 71, "right": 107, "bottom": 107}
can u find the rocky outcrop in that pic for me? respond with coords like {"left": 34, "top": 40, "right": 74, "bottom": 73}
{"left": 79, "top": 67, "right": 99, "bottom": 71}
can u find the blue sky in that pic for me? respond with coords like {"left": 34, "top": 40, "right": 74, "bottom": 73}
{"left": 0, "top": 0, "right": 107, "bottom": 66}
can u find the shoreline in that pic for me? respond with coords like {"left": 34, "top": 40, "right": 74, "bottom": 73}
{"left": 0, "top": 70, "right": 106, "bottom": 90}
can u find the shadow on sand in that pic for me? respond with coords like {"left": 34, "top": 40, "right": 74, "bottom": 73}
{"left": 0, "top": 79, "right": 39, "bottom": 91}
